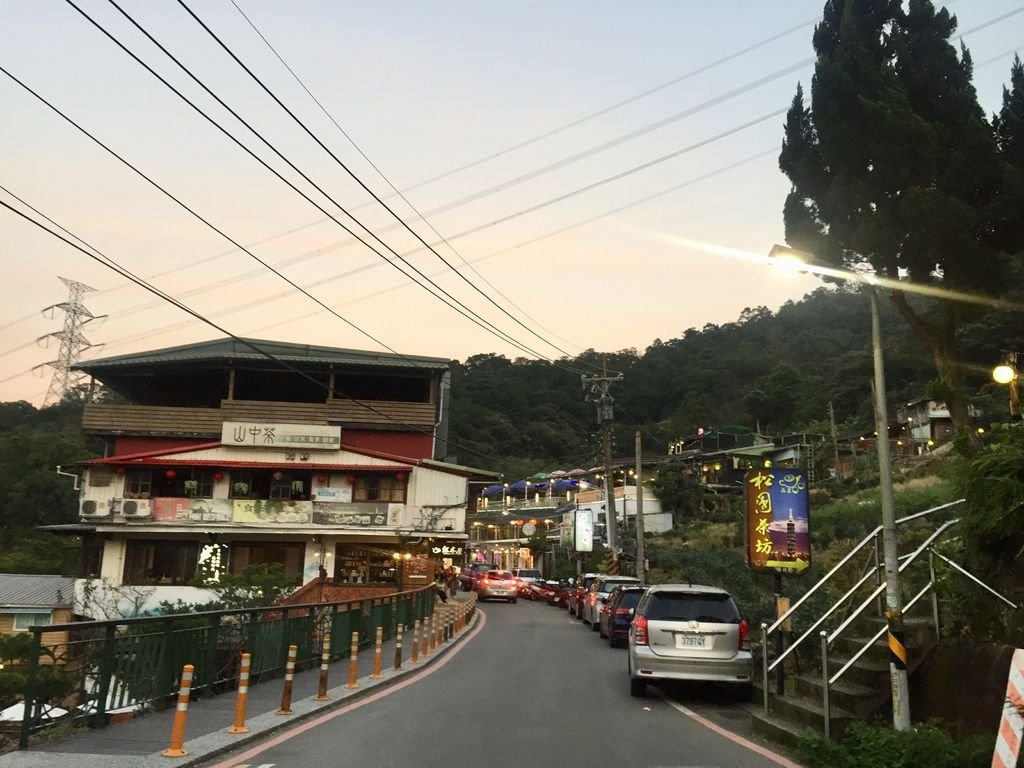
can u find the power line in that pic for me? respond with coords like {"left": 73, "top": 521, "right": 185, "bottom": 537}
{"left": 0, "top": 191, "right": 505, "bottom": 466}
{"left": 227, "top": 0, "right": 584, "bottom": 355}
{"left": 71, "top": 0, "right": 573, "bottom": 371}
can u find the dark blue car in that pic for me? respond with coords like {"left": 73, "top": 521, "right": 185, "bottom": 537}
{"left": 600, "top": 585, "right": 646, "bottom": 647}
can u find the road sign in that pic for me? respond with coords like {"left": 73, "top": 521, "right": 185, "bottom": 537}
{"left": 745, "top": 469, "right": 811, "bottom": 574}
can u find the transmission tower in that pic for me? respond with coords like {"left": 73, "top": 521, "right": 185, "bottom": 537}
{"left": 36, "top": 277, "right": 105, "bottom": 405}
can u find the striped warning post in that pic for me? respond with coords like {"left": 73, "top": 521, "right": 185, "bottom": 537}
{"left": 993, "top": 648, "right": 1024, "bottom": 768}
{"left": 345, "top": 631, "right": 359, "bottom": 689}
{"left": 410, "top": 620, "right": 420, "bottom": 664}
{"left": 394, "top": 623, "right": 404, "bottom": 670}
{"left": 314, "top": 634, "right": 331, "bottom": 701}
{"left": 276, "top": 645, "right": 297, "bottom": 715}
{"left": 161, "top": 664, "right": 194, "bottom": 757}
{"left": 371, "top": 626, "right": 383, "bottom": 679}
{"left": 227, "top": 652, "right": 251, "bottom": 734}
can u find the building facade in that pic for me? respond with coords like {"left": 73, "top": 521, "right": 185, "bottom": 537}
{"left": 70, "top": 338, "right": 495, "bottom": 612}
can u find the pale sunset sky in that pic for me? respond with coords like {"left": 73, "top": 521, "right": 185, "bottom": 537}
{"left": 2, "top": 0, "right": 1022, "bottom": 404}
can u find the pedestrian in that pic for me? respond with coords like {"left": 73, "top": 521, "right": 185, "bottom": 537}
{"left": 434, "top": 568, "right": 448, "bottom": 603}
{"left": 447, "top": 566, "right": 458, "bottom": 597}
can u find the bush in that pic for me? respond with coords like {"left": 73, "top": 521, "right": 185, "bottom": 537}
{"left": 796, "top": 720, "right": 991, "bottom": 768}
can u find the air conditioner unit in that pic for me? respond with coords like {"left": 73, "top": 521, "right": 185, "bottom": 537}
{"left": 121, "top": 499, "right": 151, "bottom": 519}
{"left": 80, "top": 499, "right": 111, "bottom": 518}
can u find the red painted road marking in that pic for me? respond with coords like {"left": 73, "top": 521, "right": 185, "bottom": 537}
{"left": 656, "top": 691, "right": 803, "bottom": 768}
{"left": 214, "top": 610, "right": 488, "bottom": 768}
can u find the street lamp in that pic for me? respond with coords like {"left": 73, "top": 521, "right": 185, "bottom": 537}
{"left": 769, "top": 244, "right": 910, "bottom": 731}
{"left": 992, "top": 353, "right": 1020, "bottom": 420}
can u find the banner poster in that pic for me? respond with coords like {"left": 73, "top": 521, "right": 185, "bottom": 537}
{"left": 574, "top": 508, "right": 594, "bottom": 552}
{"left": 745, "top": 469, "right": 811, "bottom": 574}
{"left": 232, "top": 499, "right": 313, "bottom": 524}
{"left": 311, "top": 502, "right": 390, "bottom": 527}
{"left": 152, "top": 497, "right": 232, "bottom": 523}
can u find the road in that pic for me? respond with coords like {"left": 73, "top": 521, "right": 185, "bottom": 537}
{"left": 203, "top": 599, "right": 800, "bottom": 768}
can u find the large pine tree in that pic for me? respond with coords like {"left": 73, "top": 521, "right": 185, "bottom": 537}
{"left": 779, "top": 0, "right": 1016, "bottom": 450}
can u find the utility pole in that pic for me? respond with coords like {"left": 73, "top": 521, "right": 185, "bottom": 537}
{"left": 634, "top": 431, "right": 646, "bottom": 584}
{"left": 828, "top": 401, "right": 842, "bottom": 480}
{"left": 36, "top": 277, "right": 105, "bottom": 405}
{"left": 583, "top": 368, "right": 623, "bottom": 574}
{"left": 868, "top": 287, "right": 910, "bottom": 731}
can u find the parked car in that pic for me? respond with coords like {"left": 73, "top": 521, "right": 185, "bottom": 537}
{"left": 477, "top": 570, "right": 519, "bottom": 603}
{"left": 458, "top": 562, "right": 496, "bottom": 592}
{"left": 627, "top": 584, "right": 752, "bottom": 698}
{"left": 582, "top": 575, "right": 641, "bottom": 629}
{"left": 599, "top": 585, "right": 646, "bottom": 646}
{"left": 568, "top": 573, "right": 600, "bottom": 618}
{"left": 512, "top": 568, "right": 543, "bottom": 599}
{"left": 549, "top": 580, "right": 574, "bottom": 608}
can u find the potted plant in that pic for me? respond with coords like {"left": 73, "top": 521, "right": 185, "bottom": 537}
{"left": 233, "top": 481, "right": 250, "bottom": 497}
{"left": 183, "top": 479, "right": 198, "bottom": 497}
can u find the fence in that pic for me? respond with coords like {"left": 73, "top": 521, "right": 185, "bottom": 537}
{"left": 14, "top": 584, "right": 437, "bottom": 749}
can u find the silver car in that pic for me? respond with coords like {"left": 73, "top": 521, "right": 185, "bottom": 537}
{"left": 627, "top": 584, "right": 752, "bottom": 698}
{"left": 582, "top": 575, "right": 641, "bottom": 629}
{"left": 476, "top": 570, "right": 519, "bottom": 603}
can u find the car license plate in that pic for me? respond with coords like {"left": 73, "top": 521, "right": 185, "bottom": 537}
{"left": 675, "top": 633, "right": 707, "bottom": 649}
{"left": 492, "top": 589, "right": 507, "bottom": 595}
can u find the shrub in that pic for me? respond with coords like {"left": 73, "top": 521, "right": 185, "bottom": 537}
{"left": 796, "top": 720, "right": 991, "bottom": 768}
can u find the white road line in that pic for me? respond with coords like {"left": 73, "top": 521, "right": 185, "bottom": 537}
{"left": 655, "top": 691, "right": 802, "bottom": 768}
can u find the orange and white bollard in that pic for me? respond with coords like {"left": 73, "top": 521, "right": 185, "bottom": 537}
{"left": 276, "top": 644, "right": 298, "bottom": 715}
{"left": 314, "top": 634, "right": 331, "bottom": 701}
{"left": 423, "top": 616, "right": 432, "bottom": 656}
{"left": 410, "top": 620, "right": 420, "bottom": 664}
{"left": 371, "top": 626, "right": 383, "bottom": 679}
{"left": 394, "top": 623, "right": 404, "bottom": 670}
{"left": 227, "top": 652, "right": 251, "bottom": 734}
{"left": 345, "top": 631, "right": 359, "bottom": 689}
{"left": 161, "top": 664, "right": 194, "bottom": 757}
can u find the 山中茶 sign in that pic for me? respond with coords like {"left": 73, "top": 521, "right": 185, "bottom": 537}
{"left": 221, "top": 422, "right": 341, "bottom": 450}
{"left": 745, "top": 469, "right": 810, "bottom": 574}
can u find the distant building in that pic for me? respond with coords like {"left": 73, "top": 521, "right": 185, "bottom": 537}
{"left": 896, "top": 398, "right": 980, "bottom": 443}
{"left": 0, "top": 574, "right": 76, "bottom": 659}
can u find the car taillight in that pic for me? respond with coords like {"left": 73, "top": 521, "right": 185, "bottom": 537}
{"left": 633, "top": 615, "right": 649, "bottom": 646}
{"left": 738, "top": 619, "right": 750, "bottom": 651}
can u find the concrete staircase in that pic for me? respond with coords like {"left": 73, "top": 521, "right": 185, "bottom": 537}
{"left": 751, "top": 615, "right": 938, "bottom": 745}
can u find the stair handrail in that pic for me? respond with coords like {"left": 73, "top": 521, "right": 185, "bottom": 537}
{"left": 928, "top": 549, "right": 1019, "bottom": 609}
{"left": 760, "top": 498, "right": 964, "bottom": 712}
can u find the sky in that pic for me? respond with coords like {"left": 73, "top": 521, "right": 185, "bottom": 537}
{"left": 2, "top": 0, "right": 1022, "bottom": 405}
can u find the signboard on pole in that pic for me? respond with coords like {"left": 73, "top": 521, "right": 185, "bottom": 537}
{"left": 745, "top": 469, "right": 810, "bottom": 574}
{"left": 574, "top": 509, "right": 594, "bottom": 552}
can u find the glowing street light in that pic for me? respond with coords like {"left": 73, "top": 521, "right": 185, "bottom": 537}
{"left": 992, "top": 353, "right": 1020, "bottom": 420}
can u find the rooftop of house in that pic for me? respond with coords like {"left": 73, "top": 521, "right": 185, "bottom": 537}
{"left": 0, "top": 574, "right": 77, "bottom": 609}
{"left": 73, "top": 337, "right": 452, "bottom": 375}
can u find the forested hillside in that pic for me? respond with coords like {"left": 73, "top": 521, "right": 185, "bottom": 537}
{"left": 447, "top": 280, "right": 1024, "bottom": 476}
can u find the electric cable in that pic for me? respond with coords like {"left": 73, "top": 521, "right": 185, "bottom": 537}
{"left": 61, "top": 0, "right": 571, "bottom": 368}
{"left": 175, "top": 0, "right": 584, "bottom": 363}
{"left": 0, "top": 190, "right": 508, "bottom": 466}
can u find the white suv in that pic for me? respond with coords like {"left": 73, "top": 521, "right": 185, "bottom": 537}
{"left": 512, "top": 568, "right": 542, "bottom": 598}
{"left": 582, "top": 575, "right": 641, "bottom": 628}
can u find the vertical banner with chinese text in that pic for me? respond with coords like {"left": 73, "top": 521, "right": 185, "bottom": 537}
{"left": 745, "top": 469, "right": 810, "bottom": 574}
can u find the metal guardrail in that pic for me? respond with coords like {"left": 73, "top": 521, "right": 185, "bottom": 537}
{"left": 14, "top": 584, "right": 437, "bottom": 750}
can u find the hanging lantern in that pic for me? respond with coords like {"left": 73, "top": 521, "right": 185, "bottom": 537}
{"left": 165, "top": 469, "right": 177, "bottom": 480}
{"left": 317, "top": 474, "right": 328, "bottom": 483}
{"left": 395, "top": 472, "right": 406, "bottom": 481}
{"left": 272, "top": 470, "right": 284, "bottom": 481}
{"left": 213, "top": 472, "right": 223, "bottom": 481}
{"left": 115, "top": 466, "right": 125, "bottom": 475}
{"left": 346, "top": 475, "right": 356, "bottom": 484}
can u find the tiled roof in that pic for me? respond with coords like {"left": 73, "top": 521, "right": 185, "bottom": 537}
{"left": 73, "top": 337, "right": 451, "bottom": 373}
{"left": 0, "top": 574, "right": 76, "bottom": 608}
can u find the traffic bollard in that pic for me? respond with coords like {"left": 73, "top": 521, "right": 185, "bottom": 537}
{"left": 423, "top": 616, "right": 432, "bottom": 656}
{"left": 345, "top": 631, "right": 359, "bottom": 689}
{"left": 314, "top": 634, "right": 331, "bottom": 701}
{"left": 371, "top": 626, "right": 383, "bottom": 679}
{"left": 394, "top": 623, "right": 404, "bottom": 670}
{"left": 411, "top": 620, "right": 420, "bottom": 664}
{"left": 161, "top": 664, "right": 194, "bottom": 757}
{"left": 227, "top": 653, "right": 251, "bottom": 734}
{"left": 276, "top": 644, "right": 298, "bottom": 715}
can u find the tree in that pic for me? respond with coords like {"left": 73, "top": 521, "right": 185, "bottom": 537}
{"left": 779, "top": 0, "right": 1013, "bottom": 452}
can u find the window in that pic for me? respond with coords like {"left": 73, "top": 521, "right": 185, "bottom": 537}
{"left": 644, "top": 592, "right": 740, "bottom": 623}
{"left": 124, "top": 540, "right": 199, "bottom": 585}
{"left": 185, "top": 471, "right": 216, "bottom": 498}
{"left": 353, "top": 475, "right": 406, "bottom": 503}
{"left": 125, "top": 470, "right": 152, "bottom": 499}
{"left": 12, "top": 612, "right": 51, "bottom": 631}
{"left": 229, "top": 542, "right": 304, "bottom": 580}
{"left": 335, "top": 546, "right": 399, "bottom": 584}
{"left": 231, "top": 472, "right": 254, "bottom": 499}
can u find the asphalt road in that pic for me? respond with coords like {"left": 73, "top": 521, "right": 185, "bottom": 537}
{"left": 203, "top": 599, "right": 801, "bottom": 768}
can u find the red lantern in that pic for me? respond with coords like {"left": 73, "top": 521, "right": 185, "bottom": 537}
{"left": 272, "top": 471, "right": 284, "bottom": 481}
{"left": 115, "top": 466, "right": 125, "bottom": 475}
{"left": 395, "top": 472, "right": 406, "bottom": 481}
{"left": 317, "top": 474, "right": 328, "bottom": 483}
{"left": 213, "top": 472, "right": 223, "bottom": 481}
{"left": 346, "top": 475, "right": 356, "bottom": 485}
{"left": 165, "top": 469, "right": 177, "bottom": 480}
